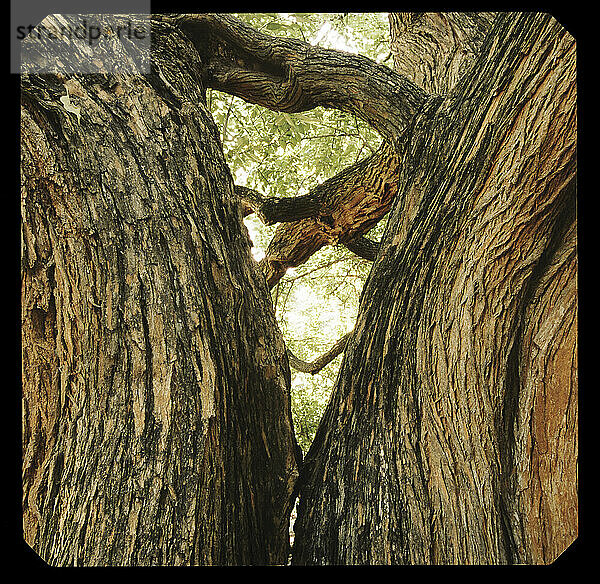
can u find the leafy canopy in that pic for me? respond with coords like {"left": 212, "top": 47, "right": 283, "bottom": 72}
{"left": 208, "top": 13, "right": 390, "bottom": 452}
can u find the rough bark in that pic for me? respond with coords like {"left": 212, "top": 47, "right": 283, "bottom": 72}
{"left": 389, "top": 12, "right": 496, "bottom": 94}
{"left": 21, "top": 15, "right": 299, "bottom": 566}
{"left": 236, "top": 185, "right": 323, "bottom": 226}
{"left": 20, "top": 11, "right": 578, "bottom": 567}
{"left": 237, "top": 186, "right": 380, "bottom": 260}
{"left": 292, "top": 12, "right": 577, "bottom": 565}
{"left": 508, "top": 205, "right": 577, "bottom": 563}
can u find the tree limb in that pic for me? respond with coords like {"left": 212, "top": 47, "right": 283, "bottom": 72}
{"left": 287, "top": 332, "right": 352, "bottom": 374}
{"left": 257, "top": 142, "right": 400, "bottom": 288}
{"left": 235, "top": 185, "right": 322, "bottom": 226}
{"left": 344, "top": 235, "right": 381, "bottom": 261}
{"left": 171, "top": 13, "right": 429, "bottom": 141}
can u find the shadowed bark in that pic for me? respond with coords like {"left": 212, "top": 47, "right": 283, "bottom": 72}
{"left": 344, "top": 235, "right": 381, "bottom": 262}
{"left": 21, "top": 15, "right": 299, "bottom": 566}
{"left": 237, "top": 186, "right": 382, "bottom": 262}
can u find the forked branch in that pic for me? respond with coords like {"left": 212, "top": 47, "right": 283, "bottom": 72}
{"left": 254, "top": 142, "right": 399, "bottom": 288}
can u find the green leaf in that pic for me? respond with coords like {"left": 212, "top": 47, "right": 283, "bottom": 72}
{"left": 265, "top": 21, "right": 286, "bottom": 31}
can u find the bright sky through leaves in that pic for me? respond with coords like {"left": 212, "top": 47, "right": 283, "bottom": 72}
{"left": 214, "top": 13, "right": 390, "bottom": 451}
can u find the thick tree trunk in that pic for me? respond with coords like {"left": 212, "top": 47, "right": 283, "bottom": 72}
{"left": 21, "top": 15, "right": 299, "bottom": 566}
{"left": 388, "top": 12, "right": 496, "bottom": 94}
{"left": 292, "top": 12, "right": 576, "bottom": 565}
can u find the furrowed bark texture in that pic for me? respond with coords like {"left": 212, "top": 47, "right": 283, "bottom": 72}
{"left": 293, "top": 12, "right": 577, "bottom": 565}
{"left": 21, "top": 11, "right": 578, "bottom": 567}
{"left": 21, "top": 16, "right": 299, "bottom": 566}
{"left": 389, "top": 12, "right": 496, "bottom": 94}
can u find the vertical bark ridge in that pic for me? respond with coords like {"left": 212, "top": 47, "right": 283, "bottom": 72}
{"left": 293, "top": 12, "right": 576, "bottom": 565}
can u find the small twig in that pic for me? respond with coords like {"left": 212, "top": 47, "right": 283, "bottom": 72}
{"left": 282, "top": 256, "right": 351, "bottom": 283}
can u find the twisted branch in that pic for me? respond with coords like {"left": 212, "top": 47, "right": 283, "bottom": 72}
{"left": 172, "top": 13, "right": 429, "bottom": 141}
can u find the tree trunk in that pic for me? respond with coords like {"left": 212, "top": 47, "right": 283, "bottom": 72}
{"left": 292, "top": 12, "right": 577, "bottom": 565}
{"left": 21, "top": 15, "right": 299, "bottom": 566}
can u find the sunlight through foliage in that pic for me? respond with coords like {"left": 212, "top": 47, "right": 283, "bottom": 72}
{"left": 208, "top": 13, "right": 389, "bottom": 452}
